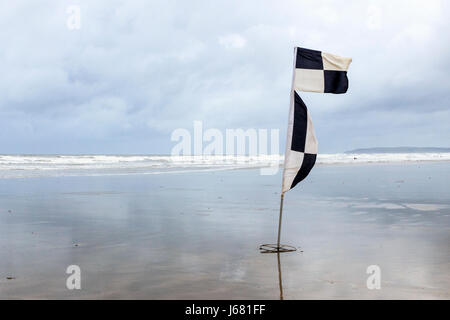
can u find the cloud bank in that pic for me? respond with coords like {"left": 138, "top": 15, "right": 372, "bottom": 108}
{"left": 0, "top": 0, "right": 449, "bottom": 153}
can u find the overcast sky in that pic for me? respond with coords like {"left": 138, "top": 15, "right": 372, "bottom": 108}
{"left": 1, "top": 0, "right": 449, "bottom": 154}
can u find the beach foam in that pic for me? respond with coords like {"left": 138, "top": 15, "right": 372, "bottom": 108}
{"left": 1, "top": 153, "right": 450, "bottom": 178}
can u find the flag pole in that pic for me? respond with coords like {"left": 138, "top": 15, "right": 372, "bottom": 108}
{"left": 259, "top": 47, "right": 297, "bottom": 254}
{"left": 260, "top": 190, "right": 295, "bottom": 253}
{"left": 276, "top": 193, "right": 285, "bottom": 249}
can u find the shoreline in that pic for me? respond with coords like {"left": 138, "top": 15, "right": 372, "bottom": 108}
{"left": 1, "top": 159, "right": 450, "bottom": 180}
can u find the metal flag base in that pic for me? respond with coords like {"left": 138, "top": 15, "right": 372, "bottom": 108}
{"left": 259, "top": 244, "right": 297, "bottom": 253}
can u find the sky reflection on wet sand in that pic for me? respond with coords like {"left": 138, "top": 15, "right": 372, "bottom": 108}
{"left": 0, "top": 162, "right": 449, "bottom": 299}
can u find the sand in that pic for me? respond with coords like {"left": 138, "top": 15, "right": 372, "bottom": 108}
{"left": 0, "top": 162, "right": 449, "bottom": 299}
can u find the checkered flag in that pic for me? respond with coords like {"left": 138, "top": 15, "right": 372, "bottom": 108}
{"left": 282, "top": 47, "right": 352, "bottom": 193}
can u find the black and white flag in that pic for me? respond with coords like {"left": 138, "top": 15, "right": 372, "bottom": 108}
{"left": 282, "top": 47, "right": 352, "bottom": 193}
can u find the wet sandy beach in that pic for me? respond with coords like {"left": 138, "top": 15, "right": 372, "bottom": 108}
{"left": 0, "top": 162, "right": 449, "bottom": 299}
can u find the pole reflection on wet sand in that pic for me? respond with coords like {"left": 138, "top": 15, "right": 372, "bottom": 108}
{"left": 277, "top": 252, "right": 283, "bottom": 300}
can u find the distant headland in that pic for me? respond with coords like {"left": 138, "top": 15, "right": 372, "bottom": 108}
{"left": 344, "top": 147, "right": 450, "bottom": 154}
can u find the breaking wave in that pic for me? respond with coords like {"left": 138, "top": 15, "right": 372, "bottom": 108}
{"left": 1, "top": 153, "right": 449, "bottom": 178}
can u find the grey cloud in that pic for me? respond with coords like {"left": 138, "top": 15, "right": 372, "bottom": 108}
{"left": 0, "top": 0, "right": 449, "bottom": 154}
